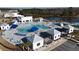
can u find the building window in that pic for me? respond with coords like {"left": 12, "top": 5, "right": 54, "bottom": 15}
{"left": 55, "top": 36, "right": 56, "bottom": 38}
{"left": 37, "top": 43, "right": 40, "bottom": 46}
{"left": 3, "top": 27, "right": 4, "bottom": 29}
{"left": 23, "top": 21, "right": 25, "bottom": 22}
{"left": 19, "top": 21, "right": 21, "bottom": 22}
{"left": 0, "top": 27, "right": 1, "bottom": 30}
{"left": 30, "top": 20, "right": 32, "bottom": 21}
{"left": 71, "top": 30, "right": 72, "bottom": 31}
{"left": 58, "top": 35, "right": 60, "bottom": 37}
{"left": 7, "top": 27, "right": 8, "bottom": 28}
{"left": 26, "top": 20, "right": 29, "bottom": 22}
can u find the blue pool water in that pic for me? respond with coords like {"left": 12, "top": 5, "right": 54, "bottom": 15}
{"left": 17, "top": 26, "right": 31, "bottom": 34}
{"left": 17, "top": 24, "right": 49, "bottom": 34}
{"left": 27, "top": 26, "right": 38, "bottom": 32}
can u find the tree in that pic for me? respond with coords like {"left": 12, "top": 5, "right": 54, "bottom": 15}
{"left": 19, "top": 42, "right": 32, "bottom": 51}
{"left": 62, "top": 7, "right": 73, "bottom": 22}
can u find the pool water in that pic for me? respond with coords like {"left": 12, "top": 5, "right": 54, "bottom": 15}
{"left": 17, "top": 26, "right": 32, "bottom": 34}
{"left": 17, "top": 24, "right": 49, "bottom": 34}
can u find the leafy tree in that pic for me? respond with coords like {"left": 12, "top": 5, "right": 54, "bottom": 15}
{"left": 62, "top": 7, "right": 73, "bottom": 22}
{"left": 19, "top": 42, "right": 32, "bottom": 51}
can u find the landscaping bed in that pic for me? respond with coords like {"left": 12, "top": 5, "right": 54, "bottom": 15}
{"left": 71, "top": 30, "right": 79, "bottom": 41}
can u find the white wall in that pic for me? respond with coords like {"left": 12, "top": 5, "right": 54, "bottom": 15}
{"left": 4, "top": 13, "right": 18, "bottom": 18}
{"left": 65, "top": 27, "right": 74, "bottom": 34}
{"left": 53, "top": 32, "right": 61, "bottom": 40}
{"left": 69, "top": 27, "right": 74, "bottom": 33}
{"left": 20, "top": 16, "right": 33, "bottom": 23}
{"left": 4, "top": 12, "right": 24, "bottom": 18}
{"left": 39, "top": 18, "right": 43, "bottom": 22}
{"left": 60, "top": 23, "right": 64, "bottom": 27}
{"left": 64, "top": 25, "right": 74, "bottom": 34}
{"left": 12, "top": 20, "right": 18, "bottom": 25}
{"left": 1, "top": 25, "right": 10, "bottom": 30}
{"left": 4, "top": 13, "right": 10, "bottom": 18}
{"left": 33, "top": 39, "right": 44, "bottom": 50}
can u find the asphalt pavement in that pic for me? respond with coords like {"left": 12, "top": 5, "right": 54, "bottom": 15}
{"left": 52, "top": 40, "right": 79, "bottom": 51}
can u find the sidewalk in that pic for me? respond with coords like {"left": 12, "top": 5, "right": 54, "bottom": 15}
{"left": 35, "top": 38, "right": 67, "bottom": 51}
{"left": 0, "top": 36, "right": 19, "bottom": 51}
{"left": 0, "top": 44, "right": 10, "bottom": 51}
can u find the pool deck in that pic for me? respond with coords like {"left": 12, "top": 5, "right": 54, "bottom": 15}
{"left": 2, "top": 29, "right": 23, "bottom": 45}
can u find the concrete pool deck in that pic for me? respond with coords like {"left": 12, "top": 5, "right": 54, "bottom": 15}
{"left": 2, "top": 29, "right": 23, "bottom": 45}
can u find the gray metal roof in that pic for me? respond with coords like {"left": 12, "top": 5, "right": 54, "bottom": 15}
{"left": 47, "top": 29, "right": 61, "bottom": 35}
{"left": 64, "top": 25, "right": 74, "bottom": 29}
{"left": 27, "top": 34, "right": 43, "bottom": 43}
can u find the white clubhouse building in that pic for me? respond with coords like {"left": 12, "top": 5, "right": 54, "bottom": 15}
{"left": 27, "top": 34, "right": 44, "bottom": 50}
{"left": 19, "top": 16, "right": 33, "bottom": 23}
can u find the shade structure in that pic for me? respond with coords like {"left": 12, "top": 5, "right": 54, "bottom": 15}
{"left": 21, "top": 37, "right": 28, "bottom": 43}
{"left": 27, "top": 26, "right": 38, "bottom": 32}
{"left": 10, "top": 24, "right": 18, "bottom": 29}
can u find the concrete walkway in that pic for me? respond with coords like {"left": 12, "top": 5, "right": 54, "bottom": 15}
{"left": 0, "top": 44, "right": 10, "bottom": 51}
{"left": 0, "top": 36, "right": 20, "bottom": 51}
{"left": 35, "top": 38, "right": 67, "bottom": 51}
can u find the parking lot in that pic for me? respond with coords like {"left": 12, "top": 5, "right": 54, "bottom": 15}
{"left": 52, "top": 40, "right": 79, "bottom": 51}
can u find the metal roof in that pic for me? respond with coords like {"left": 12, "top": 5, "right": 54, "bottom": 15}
{"left": 47, "top": 29, "right": 61, "bottom": 35}
{"left": 27, "top": 34, "right": 43, "bottom": 43}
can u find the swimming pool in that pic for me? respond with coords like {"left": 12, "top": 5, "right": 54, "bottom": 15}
{"left": 17, "top": 24, "right": 49, "bottom": 34}
{"left": 17, "top": 25, "right": 32, "bottom": 34}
